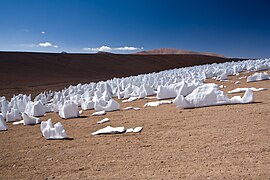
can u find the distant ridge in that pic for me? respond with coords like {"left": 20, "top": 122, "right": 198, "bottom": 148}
{"left": 96, "top": 51, "right": 113, "bottom": 54}
{"left": 136, "top": 48, "right": 225, "bottom": 57}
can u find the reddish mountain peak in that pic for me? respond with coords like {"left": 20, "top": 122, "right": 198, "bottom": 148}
{"left": 136, "top": 48, "right": 225, "bottom": 57}
{"left": 96, "top": 51, "right": 114, "bottom": 54}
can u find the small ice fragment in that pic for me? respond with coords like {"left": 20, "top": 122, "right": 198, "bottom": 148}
{"left": 239, "top": 76, "right": 247, "bottom": 79}
{"left": 123, "top": 106, "right": 140, "bottom": 111}
{"left": 144, "top": 100, "right": 172, "bottom": 107}
{"left": 92, "top": 111, "right": 106, "bottom": 116}
{"left": 144, "top": 96, "right": 156, "bottom": 99}
{"left": 12, "top": 120, "right": 24, "bottom": 125}
{"left": 126, "top": 128, "right": 134, "bottom": 133}
{"left": 122, "top": 97, "right": 138, "bottom": 103}
{"left": 97, "top": 118, "right": 110, "bottom": 124}
{"left": 133, "top": 127, "right": 143, "bottom": 133}
{"left": 122, "top": 106, "right": 133, "bottom": 110}
{"left": 219, "top": 85, "right": 226, "bottom": 88}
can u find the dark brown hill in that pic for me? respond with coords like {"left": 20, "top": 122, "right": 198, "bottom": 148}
{"left": 0, "top": 51, "right": 241, "bottom": 98}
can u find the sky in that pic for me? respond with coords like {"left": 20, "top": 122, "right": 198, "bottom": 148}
{"left": 0, "top": 0, "right": 270, "bottom": 58}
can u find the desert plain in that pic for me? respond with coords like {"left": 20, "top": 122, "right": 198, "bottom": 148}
{"left": 0, "top": 53, "right": 269, "bottom": 179}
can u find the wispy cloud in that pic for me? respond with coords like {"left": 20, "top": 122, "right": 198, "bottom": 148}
{"left": 82, "top": 45, "right": 143, "bottom": 52}
{"left": 38, "top": 42, "right": 58, "bottom": 48}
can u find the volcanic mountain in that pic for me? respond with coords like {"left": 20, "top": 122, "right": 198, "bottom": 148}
{"left": 136, "top": 48, "right": 225, "bottom": 57}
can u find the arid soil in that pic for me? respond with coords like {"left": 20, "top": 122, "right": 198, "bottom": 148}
{"left": 0, "top": 52, "right": 241, "bottom": 99}
{"left": 0, "top": 71, "right": 270, "bottom": 179}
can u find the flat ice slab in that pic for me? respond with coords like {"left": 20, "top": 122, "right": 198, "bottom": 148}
{"left": 122, "top": 106, "right": 140, "bottom": 111}
{"left": 91, "top": 126, "right": 126, "bottom": 135}
{"left": 144, "top": 100, "right": 172, "bottom": 107}
{"left": 228, "top": 87, "right": 267, "bottom": 94}
{"left": 133, "top": 127, "right": 143, "bottom": 133}
{"left": 97, "top": 118, "right": 110, "bottom": 124}
{"left": 92, "top": 111, "right": 106, "bottom": 116}
{"left": 92, "top": 126, "right": 143, "bottom": 135}
{"left": 12, "top": 120, "right": 24, "bottom": 125}
{"left": 122, "top": 106, "right": 133, "bottom": 110}
{"left": 122, "top": 97, "right": 138, "bottom": 103}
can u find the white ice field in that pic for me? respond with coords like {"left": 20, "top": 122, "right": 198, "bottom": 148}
{"left": 1, "top": 58, "right": 270, "bottom": 138}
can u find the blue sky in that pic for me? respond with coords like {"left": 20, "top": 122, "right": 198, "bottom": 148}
{"left": 0, "top": 0, "right": 270, "bottom": 58}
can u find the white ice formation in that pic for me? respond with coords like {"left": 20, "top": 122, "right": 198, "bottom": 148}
{"left": 1, "top": 58, "right": 270, "bottom": 121}
{"left": 40, "top": 119, "right": 68, "bottom": 139}
{"left": 59, "top": 101, "right": 79, "bottom": 119}
{"left": 247, "top": 72, "right": 270, "bottom": 82}
{"left": 24, "top": 100, "right": 46, "bottom": 117}
{"left": 94, "top": 99, "right": 120, "bottom": 112}
{"left": 0, "top": 114, "right": 8, "bottom": 131}
{"left": 6, "top": 108, "right": 21, "bottom": 122}
{"left": 173, "top": 83, "right": 253, "bottom": 108}
{"left": 22, "top": 113, "right": 41, "bottom": 125}
{"left": 81, "top": 99, "right": 94, "bottom": 110}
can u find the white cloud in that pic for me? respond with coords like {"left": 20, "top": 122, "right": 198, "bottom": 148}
{"left": 114, "top": 46, "right": 142, "bottom": 51}
{"left": 38, "top": 42, "right": 58, "bottom": 48}
{"left": 41, "top": 31, "right": 46, "bottom": 34}
{"left": 20, "top": 42, "right": 58, "bottom": 48}
{"left": 82, "top": 45, "right": 143, "bottom": 52}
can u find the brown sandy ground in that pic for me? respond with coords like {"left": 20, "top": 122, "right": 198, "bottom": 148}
{"left": 0, "top": 71, "right": 270, "bottom": 179}
{"left": 0, "top": 51, "right": 242, "bottom": 99}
